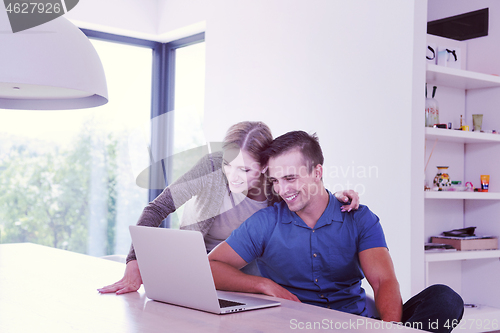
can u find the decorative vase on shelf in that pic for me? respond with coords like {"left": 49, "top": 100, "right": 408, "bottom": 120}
{"left": 433, "top": 166, "right": 451, "bottom": 190}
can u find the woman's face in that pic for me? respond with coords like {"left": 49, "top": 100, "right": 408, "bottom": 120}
{"left": 223, "top": 148, "right": 263, "bottom": 195}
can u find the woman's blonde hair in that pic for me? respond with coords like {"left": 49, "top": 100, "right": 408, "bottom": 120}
{"left": 223, "top": 121, "right": 273, "bottom": 164}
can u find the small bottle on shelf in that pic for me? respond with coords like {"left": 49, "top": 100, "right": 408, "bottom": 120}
{"left": 425, "top": 86, "right": 439, "bottom": 127}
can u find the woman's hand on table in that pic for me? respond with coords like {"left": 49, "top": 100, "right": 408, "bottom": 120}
{"left": 98, "top": 259, "right": 143, "bottom": 295}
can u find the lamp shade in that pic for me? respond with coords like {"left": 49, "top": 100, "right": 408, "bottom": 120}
{"left": 0, "top": 9, "right": 108, "bottom": 110}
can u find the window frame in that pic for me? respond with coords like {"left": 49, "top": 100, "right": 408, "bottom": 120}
{"left": 80, "top": 29, "right": 205, "bottom": 228}
{"left": 80, "top": 29, "right": 205, "bottom": 203}
{"left": 149, "top": 33, "right": 206, "bottom": 203}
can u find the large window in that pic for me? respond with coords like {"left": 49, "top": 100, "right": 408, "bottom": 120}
{"left": 172, "top": 42, "right": 206, "bottom": 155}
{"left": 0, "top": 39, "right": 152, "bottom": 256}
{"left": 0, "top": 32, "right": 206, "bottom": 255}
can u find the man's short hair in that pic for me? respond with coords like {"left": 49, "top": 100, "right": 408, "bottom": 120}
{"left": 262, "top": 131, "right": 324, "bottom": 173}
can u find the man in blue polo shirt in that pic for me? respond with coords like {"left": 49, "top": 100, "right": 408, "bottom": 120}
{"left": 209, "top": 131, "right": 463, "bottom": 333}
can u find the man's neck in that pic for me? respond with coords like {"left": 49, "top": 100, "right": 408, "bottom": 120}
{"left": 296, "top": 188, "right": 329, "bottom": 229}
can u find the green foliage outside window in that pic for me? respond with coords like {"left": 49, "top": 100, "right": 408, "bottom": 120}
{"left": 0, "top": 122, "right": 118, "bottom": 255}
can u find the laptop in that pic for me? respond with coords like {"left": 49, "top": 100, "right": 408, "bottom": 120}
{"left": 129, "top": 225, "right": 281, "bottom": 314}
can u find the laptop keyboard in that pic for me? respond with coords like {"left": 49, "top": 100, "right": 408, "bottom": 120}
{"left": 218, "top": 298, "right": 245, "bottom": 308}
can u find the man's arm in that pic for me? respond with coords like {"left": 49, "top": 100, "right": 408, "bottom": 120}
{"left": 208, "top": 242, "right": 300, "bottom": 302}
{"left": 359, "top": 247, "right": 402, "bottom": 322}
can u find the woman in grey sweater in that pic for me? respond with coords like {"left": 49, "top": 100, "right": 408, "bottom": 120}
{"left": 98, "top": 121, "right": 359, "bottom": 295}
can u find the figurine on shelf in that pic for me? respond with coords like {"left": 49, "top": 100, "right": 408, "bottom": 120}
{"left": 433, "top": 166, "right": 451, "bottom": 190}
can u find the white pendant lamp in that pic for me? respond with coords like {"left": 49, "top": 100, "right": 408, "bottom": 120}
{"left": 0, "top": 8, "right": 108, "bottom": 110}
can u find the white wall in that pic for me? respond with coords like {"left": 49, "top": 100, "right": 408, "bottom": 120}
{"left": 65, "top": 0, "right": 157, "bottom": 38}
{"left": 202, "top": 0, "right": 426, "bottom": 300}
{"left": 66, "top": 0, "right": 207, "bottom": 42}
{"left": 156, "top": 0, "right": 207, "bottom": 42}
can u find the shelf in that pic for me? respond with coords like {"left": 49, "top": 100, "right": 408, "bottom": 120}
{"left": 426, "top": 64, "right": 500, "bottom": 90}
{"left": 425, "top": 127, "right": 500, "bottom": 144}
{"left": 425, "top": 249, "right": 500, "bottom": 262}
{"left": 424, "top": 38, "right": 500, "bottom": 323}
{"left": 424, "top": 191, "right": 500, "bottom": 200}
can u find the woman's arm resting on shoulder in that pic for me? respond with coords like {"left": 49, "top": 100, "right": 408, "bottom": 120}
{"left": 97, "top": 260, "right": 143, "bottom": 295}
{"left": 334, "top": 190, "right": 360, "bottom": 211}
{"left": 359, "top": 247, "right": 402, "bottom": 322}
{"left": 208, "top": 242, "right": 300, "bottom": 302}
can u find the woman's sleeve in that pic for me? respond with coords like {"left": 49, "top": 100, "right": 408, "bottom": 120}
{"left": 126, "top": 153, "right": 221, "bottom": 262}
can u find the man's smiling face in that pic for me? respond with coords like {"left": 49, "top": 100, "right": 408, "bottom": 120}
{"left": 267, "top": 149, "right": 322, "bottom": 215}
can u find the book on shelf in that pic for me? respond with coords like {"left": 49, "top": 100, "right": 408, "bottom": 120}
{"left": 425, "top": 242, "right": 457, "bottom": 252}
{"left": 430, "top": 235, "right": 498, "bottom": 251}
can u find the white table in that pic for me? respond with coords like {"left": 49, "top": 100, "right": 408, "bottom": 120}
{"left": 0, "top": 243, "right": 421, "bottom": 332}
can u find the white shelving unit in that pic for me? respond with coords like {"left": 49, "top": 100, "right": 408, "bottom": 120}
{"left": 425, "top": 127, "right": 500, "bottom": 144}
{"left": 426, "top": 64, "right": 500, "bottom": 89}
{"left": 424, "top": 191, "right": 500, "bottom": 200}
{"left": 425, "top": 250, "right": 500, "bottom": 262}
{"left": 425, "top": 63, "right": 500, "bottom": 328}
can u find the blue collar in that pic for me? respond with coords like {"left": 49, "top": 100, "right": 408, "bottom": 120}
{"left": 281, "top": 190, "right": 344, "bottom": 229}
